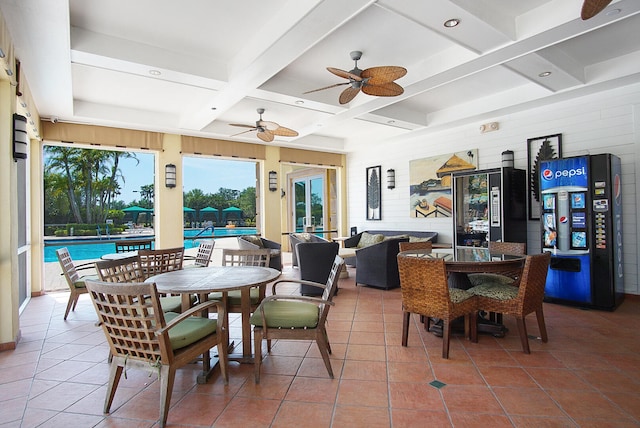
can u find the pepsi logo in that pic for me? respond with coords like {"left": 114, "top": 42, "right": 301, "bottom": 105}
{"left": 542, "top": 169, "right": 554, "bottom": 180}
{"left": 559, "top": 216, "right": 568, "bottom": 224}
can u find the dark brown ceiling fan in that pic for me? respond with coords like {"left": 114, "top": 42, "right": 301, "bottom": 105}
{"left": 581, "top": 0, "right": 613, "bottom": 20}
{"left": 304, "top": 51, "right": 407, "bottom": 104}
{"left": 230, "top": 108, "right": 298, "bottom": 142}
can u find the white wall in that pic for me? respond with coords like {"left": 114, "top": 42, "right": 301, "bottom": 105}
{"left": 346, "top": 83, "right": 640, "bottom": 295}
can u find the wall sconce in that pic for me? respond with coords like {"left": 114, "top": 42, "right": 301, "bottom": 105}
{"left": 13, "top": 113, "right": 28, "bottom": 161}
{"left": 501, "top": 150, "right": 514, "bottom": 168}
{"left": 165, "top": 163, "right": 177, "bottom": 188}
{"left": 387, "top": 168, "right": 396, "bottom": 189}
{"left": 269, "top": 170, "right": 277, "bottom": 192}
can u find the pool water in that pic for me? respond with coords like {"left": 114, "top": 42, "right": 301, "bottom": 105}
{"left": 44, "top": 227, "right": 257, "bottom": 262}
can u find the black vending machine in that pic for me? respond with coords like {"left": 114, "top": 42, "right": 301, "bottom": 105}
{"left": 452, "top": 167, "right": 527, "bottom": 250}
{"left": 539, "top": 154, "right": 624, "bottom": 310}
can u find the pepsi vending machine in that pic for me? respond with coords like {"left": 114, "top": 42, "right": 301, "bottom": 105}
{"left": 539, "top": 154, "right": 624, "bottom": 310}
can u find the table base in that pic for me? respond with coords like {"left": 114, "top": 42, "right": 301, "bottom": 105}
{"left": 427, "top": 315, "right": 508, "bottom": 338}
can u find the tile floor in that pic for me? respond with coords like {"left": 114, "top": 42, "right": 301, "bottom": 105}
{"left": 2, "top": 264, "right": 640, "bottom": 427}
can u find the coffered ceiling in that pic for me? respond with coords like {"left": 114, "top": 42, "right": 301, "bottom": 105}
{"left": 3, "top": 0, "right": 640, "bottom": 152}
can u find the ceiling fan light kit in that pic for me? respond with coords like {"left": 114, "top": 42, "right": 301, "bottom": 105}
{"left": 305, "top": 51, "right": 407, "bottom": 104}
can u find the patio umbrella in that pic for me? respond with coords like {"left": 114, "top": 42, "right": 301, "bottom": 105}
{"left": 122, "top": 205, "right": 153, "bottom": 223}
{"left": 222, "top": 206, "right": 243, "bottom": 224}
{"left": 199, "top": 206, "right": 219, "bottom": 223}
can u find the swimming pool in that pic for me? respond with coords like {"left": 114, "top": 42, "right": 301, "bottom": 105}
{"left": 44, "top": 227, "right": 257, "bottom": 262}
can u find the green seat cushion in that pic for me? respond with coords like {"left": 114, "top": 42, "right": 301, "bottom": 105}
{"left": 159, "top": 296, "right": 183, "bottom": 313}
{"left": 356, "top": 232, "right": 384, "bottom": 248}
{"left": 250, "top": 300, "right": 320, "bottom": 328}
{"left": 449, "top": 288, "right": 475, "bottom": 304}
{"left": 209, "top": 287, "right": 261, "bottom": 305}
{"left": 163, "top": 312, "right": 218, "bottom": 350}
{"left": 468, "top": 283, "right": 518, "bottom": 301}
{"left": 75, "top": 274, "right": 99, "bottom": 288}
{"left": 467, "top": 273, "right": 515, "bottom": 287}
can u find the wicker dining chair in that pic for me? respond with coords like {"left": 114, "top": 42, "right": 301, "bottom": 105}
{"left": 85, "top": 279, "right": 228, "bottom": 428}
{"left": 251, "top": 255, "right": 344, "bottom": 383}
{"left": 399, "top": 240, "right": 433, "bottom": 252}
{"left": 468, "top": 252, "right": 551, "bottom": 353}
{"left": 397, "top": 253, "right": 478, "bottom": 359}
{"left": 184, "top": 240, "right": 215, "bottom": 268}
{"left": 56, "top": 247, "right": 99, "bottom": 320}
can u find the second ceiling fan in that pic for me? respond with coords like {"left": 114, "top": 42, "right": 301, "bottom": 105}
{"left": 305, "top": 51, "right": 407, "bottom": 104}
{"left": 230, "top": 108, "right": 298, "bottom": 142}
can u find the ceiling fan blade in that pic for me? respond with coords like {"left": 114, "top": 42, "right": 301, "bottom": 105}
{"left": 229, "top": 123, "right": 257, "bottom": 129}
{"left": 362, "top": 81, "right": 404, "bottom": 97}
{"left": 327, "top": 67, "right": 362, "bottom": 81}
{"left": 303, "top": 82, "right": 350, "bottom": 95}
{"left": 230, "top": 129, "right": 255, "bottom": 138}
{"left": 257, "top": 129, "right": 274, "bottom": 142}
{"left": 257, "top": 120, "right": 280, "bottom": 131}
{"left": 271, "top": 126, "right": 299, "bottom": 137}
{"left": 339, "top": 87, "right": 361, "bottom": 104}
{"left": 361, "top": 66, "right": 407, "bottom": 85}
{"left": 581, "top": 0, "right": 612, "bottom": 19}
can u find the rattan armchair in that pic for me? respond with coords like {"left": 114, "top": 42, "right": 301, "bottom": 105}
{"left": 399, "top": 240, "right": 433, "bottom": 252}
{"left": 56, "top": 247, "right": 99, "bottom": 320}
{"left": 85, "top": 280, "right": 228, "bottom": 428}
{"left": 468, "top": 252, "right": 551, "bottom": 353}
{"left": 251, "top": 255, "right": 344, "bottom": 383}
{"left": 397, "top": 254, "right": 478, "bottom": 359}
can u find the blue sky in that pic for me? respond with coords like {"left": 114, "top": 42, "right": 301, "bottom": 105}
{"left": 118, "top": 153, "right": 256, "bottom": 203}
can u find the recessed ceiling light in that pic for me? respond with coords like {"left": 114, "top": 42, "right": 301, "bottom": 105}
{"left": 538, "top": 71, "right": 552, "bottom": 78}
{"left": 211, "top": 107, "right": 217, "bottom": 110}
{"left": 606, "top": 8, "right": 621, "bottom": 16}
{"left": 387, "top": 120, "right": 396, "bottom": 124}
{"left": 295, "top": 100, "right": 304, "bottom": 105}
{"left": 444, "top": 18, "right": 460, "bottom": 28}
{"left": 149, "top": 70, "right": 161, "bottom": 76}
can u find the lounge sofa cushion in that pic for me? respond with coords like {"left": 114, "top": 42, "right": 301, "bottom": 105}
{"left": 409, "top": 235, "right": 435, "bottom": 243}
{"left": 357, "top": 232, "right": 385, "bottom": 248}
{"left": 242, "top": 235, "right": 264, "bottom": 248}
{"left": 383, "top": 234, "right": 410, "bottom": 241}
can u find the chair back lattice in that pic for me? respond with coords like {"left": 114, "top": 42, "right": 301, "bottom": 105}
{"left": 319, "top": 256, "right": 344, "bottom": 315}
{"left": 397, "top": 255, "right": 452, "bottom": 318}
{"left": 488, "top": 241, "right": 526, "bottom": 255}
{"left": 222, "top": 249, "right": 271, "bottom": 267}
{"left": 95, "top": 256, "right": 146, "bottom": 283}
{"left": 399, "top": 241, "right": 433, "bottom": 253}
{"left": 86, "top": 280, "right": 169, "bottom": 364}
{"left": 115, "top": 239, "right": 153, "bottom": 253}
{"left": 138, "top": 247, "right": 185, "bottom": 277}
{"left": 194, "top": 240, "right": 215, "bottom": 267}
{"left": 56, "top": 247, "right": 79, "bottom": 286}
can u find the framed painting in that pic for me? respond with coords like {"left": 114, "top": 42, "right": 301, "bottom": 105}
{"left": 409, "top": 149, "right": 478, "bottom": 218}
{"left": 527, "top": 133, "right": 562, "bottom": 220}
{"left": 366, "top": 165, "right": 382, "bottom": 220}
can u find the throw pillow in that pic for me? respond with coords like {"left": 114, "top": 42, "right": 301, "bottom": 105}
{"left": 296, "top": 233, "right": 313, "bottom": 242}
{"left": 243, "top": 235, "right": 264, "bottom": 248}
{"left": 383, "top": 234, "right": 409, "bottom": 241}
{"left": 409, "top": 235, "right": 433, "bottom": 243}
{"left": 357, "top": 232, "right": 384, "bottom": 248}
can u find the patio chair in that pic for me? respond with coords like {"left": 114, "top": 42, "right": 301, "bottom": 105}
{"left": 94, "top": 255, "right": 185, "bottom": 313}
{"left": 183, "top": 240, "right": 214, "bottom": 268}
{"left": 288, "top": 232, "right": 330, "bottom": 267}
{"left": 251, "top": 255, "right": 344, "bottom": 383}
{"left": 397, "top": 254, "right": 478, "bottom": 359}
{"left": 398, "top": 240, "right": 433, "bottom": 252}
{"left": 295, "top": 241, "right": 339, "bottom": 296}
{"left": 85, "top": 279, "right": 228, "bottom": 428}
{"left": 468, "top": 253, "right": 551, "bottom": 353}
{"left": 138, "top": 247, "right": 185, "bottom": 278}
{"left": 114, "top": 238, "right": 153, "bottom": 253}
{"left": 237, "top": 235, "right": 282, "bottom": 270}
{"left": 56, "top": 247, "right": 99, "bottom": 320}
{"left": 209, "top": 248, "right": 272, "bottom": 312}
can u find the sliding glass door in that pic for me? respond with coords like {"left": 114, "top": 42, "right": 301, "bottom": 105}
{"left": 293, "top": 175, "right": 324, "bottom": 232}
